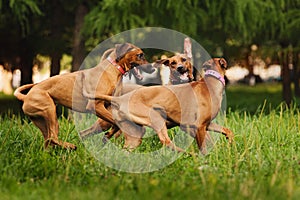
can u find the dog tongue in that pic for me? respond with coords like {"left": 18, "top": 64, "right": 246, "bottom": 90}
{"left": 180, "top": 72, "right": 189, "bottom": 81}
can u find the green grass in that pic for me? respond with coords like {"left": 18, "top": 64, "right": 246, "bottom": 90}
{"left": 0, "top": 83, "right": 300, "bottom": 199}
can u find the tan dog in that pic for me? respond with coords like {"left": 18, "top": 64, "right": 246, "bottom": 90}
{"left": 84, "top": 58, "right": 233, "bottom": 153}
{"left": 79, "top": 53, "right": 195, "bottom": 141}
{"left": 14, "top": 43, "right": 152, "bottom": 149}
{"left": 159, "top": 53, "right": 194, "bottom": 85}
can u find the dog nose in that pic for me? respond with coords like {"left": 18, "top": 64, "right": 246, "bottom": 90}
{"left": 177, "top": 65, "right": 184, "bottom": 72}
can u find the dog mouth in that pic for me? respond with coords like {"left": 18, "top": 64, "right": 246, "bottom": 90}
{"left": 131, "top": 67, "right": 143, "bottom": 80}
{"left": 129, "top": 63, "right": 156, "bottom": 81}
{"left": 179, "top": 72, "right": 189, "bottom": 81}
{"left": 172, "top": 70, "right": 190, "bottom": 83}
{"left": 176, "top": 66, "right": 189, "bottom": 81}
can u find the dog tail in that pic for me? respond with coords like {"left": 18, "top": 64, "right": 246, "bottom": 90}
{"left": 83, "top": 90, "right": 113, "bottom": 102}
{"left": 14, "top": 84, "right": 35, "bottom": 101}
{"left": 85, "top": 93, "right": 119, "bottom": 109}
{"left": 94, "top": 94, "right": 113, "bottom": 102}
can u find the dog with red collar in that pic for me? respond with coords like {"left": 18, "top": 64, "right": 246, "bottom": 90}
{"left": 14, "top": 43, "right": 154, "bottom": 150}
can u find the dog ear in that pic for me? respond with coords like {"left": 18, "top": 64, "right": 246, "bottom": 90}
{"left": 115, "top": 43, "right": 135, "bottom": 62}
{"left": 184, "top": 38, "right": 192, "bottom": 60}
{"left": 219, "top": 58, "right": 227, "bottom": 69}
{"left": 156, "top": 59, "right": 170, "bottom": 66}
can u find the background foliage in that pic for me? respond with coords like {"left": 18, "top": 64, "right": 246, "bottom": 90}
{"left": 1, "top": 0, "right": 299, "bottom": 102}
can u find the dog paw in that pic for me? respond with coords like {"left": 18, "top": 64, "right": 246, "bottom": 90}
{"left": 223, "top": 128, "right": 234, "bottom": 144}
{"left": 64, "top": 142, "right": 77, "bottom": 150}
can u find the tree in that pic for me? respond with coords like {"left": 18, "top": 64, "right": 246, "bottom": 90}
{"left": 1, "top": 0, "right": 299, "bottom": 102}
{"left": 262, "top": 0, "right": 300, "bottom": 105}
{"left": 71, "top": 2, "right": 88, "bottom": 72}
{"left": 0, "top": 0, "right": 42, "bottom": 84}
{"left": 83, "top": 0, "right": 203, "bottom": 44}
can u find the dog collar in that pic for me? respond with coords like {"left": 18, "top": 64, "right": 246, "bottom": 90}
{"left": 204, "top": 70, "right": 225, "bottom": 86}
{"left": 107, "top": 56, "right": 126, "bottom": 75}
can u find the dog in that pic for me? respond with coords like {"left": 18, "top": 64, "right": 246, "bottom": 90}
{"left": 159, "top": 53, "right": 194, "bottom": 85}
{"left": 14, "top": 43, "right": 153, "bottom": 150}
{"left": 79, "top": 53, "right": 195, "bottom": 140}
{"left": 84, "top": 58, "right": 234, "bottom": 154}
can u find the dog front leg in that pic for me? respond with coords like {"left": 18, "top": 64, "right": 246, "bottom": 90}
{"left": 101, "top": 125, "right": 120, "bottom": 144}
{"left": 80, "top": 118, "right": 112, "bottom": 138}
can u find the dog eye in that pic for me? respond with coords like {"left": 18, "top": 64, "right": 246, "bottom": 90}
{"left": 137, "top": 53, "right": 144, "bottom": 59}
{"left": 171, "top": 61, "right": 177, "bottom": 65}
{"left": 181, "top": 58, "right": 186, "bottom": 62}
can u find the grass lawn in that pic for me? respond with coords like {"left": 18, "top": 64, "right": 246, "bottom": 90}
{"left": 0, "top": 83, "right": 299, "bottom": 199}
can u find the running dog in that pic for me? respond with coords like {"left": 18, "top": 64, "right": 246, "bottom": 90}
{"left": 14, "top": 43, "right": 153, "bottom": 149}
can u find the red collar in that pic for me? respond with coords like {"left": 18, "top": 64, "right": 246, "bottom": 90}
{"left": 107, "top": 56, "right": 126, "bottom": 75}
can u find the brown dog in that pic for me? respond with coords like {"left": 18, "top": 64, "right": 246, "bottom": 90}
{"left": 14, "top": 43, "right": 153, "bottom": 150}
{"left": 79, "top": 53, "right": 194, "bottom": 140}
{"left": 84, "top": 58, "right": 233, "bottom": 153}
{"left": 160, "top": 53, "right": 194, "bottom": 85}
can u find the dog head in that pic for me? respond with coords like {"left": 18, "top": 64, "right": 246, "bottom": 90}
{"left": 156, "top": 54, "right": 194, "bottom": 84}
{"left": 115, "top": 43, "right": 151, "bottom": 70}
{"left": 202, "top": 58, "right": 227, "bottom": 76}
{"left": 114, "top": 43, "right": 154, "bottom": 80}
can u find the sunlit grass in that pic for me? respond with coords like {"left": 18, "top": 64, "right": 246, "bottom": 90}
{"left": 0, "top": 83, "right": 300, "bottom": 199}
{"left": 1, "top": 102, "right": 300, "bottom": 199}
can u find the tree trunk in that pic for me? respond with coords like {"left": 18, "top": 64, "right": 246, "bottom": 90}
{"left": 18, "top": 39, "right": 34, "bottom": 85}
{"left": 19, "top": 56, "right": 33, "bottom": 85}
{"left": 281, "top": 51, "right": 292, "bottom": 106}
{"left": 293, "top": 51, "right": 300, "bottom": 97}
{"left": 49, "top": 0, "right": 63, "bottom": 77}
{"left": 50, "top": 52, "right": 62, "bottom": 77}
{"left": 71, "top": 4, "right": 88, "bottom": 72}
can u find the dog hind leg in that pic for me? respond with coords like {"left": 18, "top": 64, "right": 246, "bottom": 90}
{"left": 207, "top": 122, "right": 234, "bottom": 143}
{"left": 23, "top": 93, "right": 76, "bottom": 150}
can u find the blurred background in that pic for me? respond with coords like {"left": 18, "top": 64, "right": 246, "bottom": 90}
{"left": 0, "top": 0, "right": 299, "bottom": 114}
